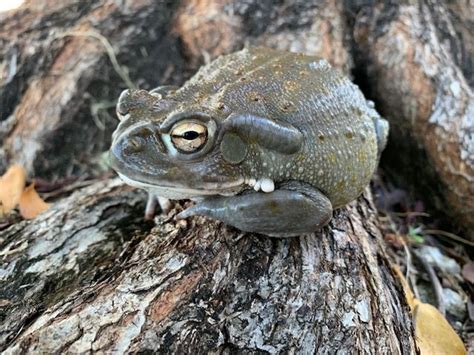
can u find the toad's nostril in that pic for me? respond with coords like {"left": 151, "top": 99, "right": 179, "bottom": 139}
{"left": 123, "top": 136, "right": 145, "bottom": 154}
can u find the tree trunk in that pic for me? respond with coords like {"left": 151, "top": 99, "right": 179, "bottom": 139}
{"left": 0, "top": 0, "right": 187, "bottom": 179}
{"left": 349, "top": 1, "right": 474, "bottom": 239}
{"left": 0, "top": 179, "right": 416, "bottom": 353}
{"left": 1, "top": 0, "right": 470, "bottom": 352}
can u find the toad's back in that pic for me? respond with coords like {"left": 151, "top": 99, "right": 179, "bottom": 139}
{"left": 174, "top": 47, "right": 383, "bottom": 207}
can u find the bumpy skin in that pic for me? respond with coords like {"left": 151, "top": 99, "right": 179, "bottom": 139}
{"left": 109, "top": 47, "right": 388, "bottom": 237}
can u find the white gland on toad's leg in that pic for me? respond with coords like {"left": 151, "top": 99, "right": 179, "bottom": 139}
{"left": 260, "top": 178, "right": 275, "bottom": 193}
{"left": 247, "top": 178, "right": 256, "bottom": 187}
{"left": 253, "top": 180, "right": 261, "bottom": 191}
{"left": 251, "top": 178, "right": 274, "bottom": 192}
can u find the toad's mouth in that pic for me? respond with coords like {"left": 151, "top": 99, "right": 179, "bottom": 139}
{"left": 116, "top": 172, "right": 245, "bottom": 199}
{"left": 109, "top": 151, "right": 245, "bottom": 198}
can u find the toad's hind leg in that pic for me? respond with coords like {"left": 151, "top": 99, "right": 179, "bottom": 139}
{"left": 177, "top": 181, "right": 333, "bottom": 237}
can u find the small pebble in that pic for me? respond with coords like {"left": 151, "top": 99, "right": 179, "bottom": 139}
{"left": 420, "top": 246, "right": 461, "bottom": 275}
{"left": 443, "top": 288, "right": 466, "bottom": 320}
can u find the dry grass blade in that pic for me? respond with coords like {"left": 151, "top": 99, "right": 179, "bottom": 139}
{"left": 424, "top": 229, "right": 474, "bottom": 247}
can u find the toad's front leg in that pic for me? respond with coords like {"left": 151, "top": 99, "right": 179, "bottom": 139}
{"left": 145, "top": 193, "right": 172, "bottom": 220}
{"left": 177, "top": 181, "right": 333, "bottom": 237}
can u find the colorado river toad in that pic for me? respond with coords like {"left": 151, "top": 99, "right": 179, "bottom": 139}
{"left": 109, "top": 47, "right": 388, "bottom": 236}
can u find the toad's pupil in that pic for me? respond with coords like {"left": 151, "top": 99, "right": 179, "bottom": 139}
{"left": 183, "top": 131, "right": 199, "bottom": 140}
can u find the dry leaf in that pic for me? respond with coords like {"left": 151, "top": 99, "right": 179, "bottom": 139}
{"left": 461, "top": 262, "right": 474, "bottom": 284}
{"left": 394, "top": 266, "right": 467, "bottom": 354}
{"left": 414, "top": 302, "right": 466, "bottom": 355}
{"left": 0, "top": 165, "right": 26, "bottom": 216}
{"left": 19, "top": 183, "right": 50, "bottom": 219}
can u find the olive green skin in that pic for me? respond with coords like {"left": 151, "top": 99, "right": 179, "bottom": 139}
{"left": 110, "top": 47, "right": 387, "bottom": 208}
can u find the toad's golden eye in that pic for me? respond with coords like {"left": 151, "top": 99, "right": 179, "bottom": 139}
{"left": 170, "top": 122, "right": 208, "bottom": 153}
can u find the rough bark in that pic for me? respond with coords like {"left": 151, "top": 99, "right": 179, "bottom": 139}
{"left": 0, "top": 179, "right": 416, "bottom": 353}
{"left": 1, "top": 0, "right": 470, "bottom": 352}
{"left": 0, "top": 0, "right": 186, "bottom": 180}
{"left": 348, "top": 1, "right": 474, "bottom": 237}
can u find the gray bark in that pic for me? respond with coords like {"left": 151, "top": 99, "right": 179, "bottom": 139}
{"left": 0, "top": 179, "right": 415, "bottom": 353}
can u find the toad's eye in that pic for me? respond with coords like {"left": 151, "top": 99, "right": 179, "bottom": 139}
{"left": 170, "top": 122, "right": 208, "bottom": 153}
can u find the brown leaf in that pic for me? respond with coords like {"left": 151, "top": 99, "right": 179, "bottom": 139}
{"left": 461, "top": 262, "right": 474, "bottom": 284}
{"left": 394, "top": 266, "right": 467, "bottom": 354}
{"left": 0, "top": 165, "right": 26, "bottom": 216}
{"left": 414, "top": 302, "right": 466, "bottom": 355}
{"left": 19, "top": 183, "right": 51, "bottom": 219}
{"left": 384, "top": 233, "right": 405, "bottom": 249}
